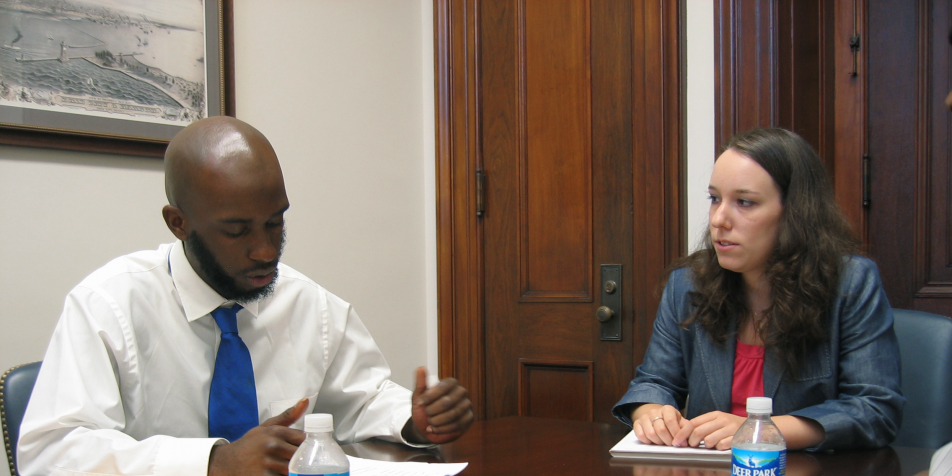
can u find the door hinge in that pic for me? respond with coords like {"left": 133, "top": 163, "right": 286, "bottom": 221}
{"left": 862, "top": 154, "right": 870, "bottom": 208}
{"left": 476, "top": 169, "right": 485, "bottom": 217}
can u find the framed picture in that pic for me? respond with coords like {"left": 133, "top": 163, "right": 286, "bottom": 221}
{"left": 0, "top": 0, "right": 234, "bottom": 157}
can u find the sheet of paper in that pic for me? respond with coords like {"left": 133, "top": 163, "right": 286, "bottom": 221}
{"left": 347, "top": 455, "right": 468, "bottom": 476}
{"left": 609, "top": 431, "right": 731, "bottom": 463}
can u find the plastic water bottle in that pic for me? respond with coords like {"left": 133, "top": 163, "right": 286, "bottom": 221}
{"left": 289, "top": 414, "right": 350, "bottom": 476}
{"left": 731, "top": 397, "right": 786, "bottom": 476}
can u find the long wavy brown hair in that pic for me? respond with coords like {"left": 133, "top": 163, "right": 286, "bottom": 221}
{"left": 678, "top": 128, "right": 859, "bottom": 377}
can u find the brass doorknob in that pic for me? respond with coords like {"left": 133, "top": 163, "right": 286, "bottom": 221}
{"left": 596, "top": 306, "right": 614, "bottom": 322}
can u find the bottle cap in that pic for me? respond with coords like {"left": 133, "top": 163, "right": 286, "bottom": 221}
{"left": 304, "top": 413, "right": 333, "bottom": 432}
{"left": 746, "top": 397, "right": 773, "bottom": 414}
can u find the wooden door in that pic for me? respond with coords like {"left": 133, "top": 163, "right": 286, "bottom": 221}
{"left": 435, "top": 0, "right": 682, "bottom": 423}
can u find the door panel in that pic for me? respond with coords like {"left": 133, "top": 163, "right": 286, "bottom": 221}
{"left": 435, "top": 0, "right": 682, "bottom": 423}
{"left": 519, "top": 359, "right": 594, "bottom": 421}
{"left": 521, "top": 0, "right": 593, "bottom": 301}
{"left": 867, "top": 0, "right": 952, "bottom": 314}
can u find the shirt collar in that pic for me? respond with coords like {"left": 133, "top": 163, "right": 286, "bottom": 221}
{"left": 168, "top": 240, "right": 259, "bottom": 322}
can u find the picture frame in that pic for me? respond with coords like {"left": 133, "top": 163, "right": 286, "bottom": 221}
{"left": 0, "top": 0, "right": 235, "bottom": 157}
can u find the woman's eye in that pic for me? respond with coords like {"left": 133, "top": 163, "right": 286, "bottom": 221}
{"left": 737, "top": 199, "right": 754, "bottom": 207}
{"left": 708, "top": 194, "right": 720, "bottom": 204}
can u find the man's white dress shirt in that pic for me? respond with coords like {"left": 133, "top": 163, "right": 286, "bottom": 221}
{"left": 18, "top": 241, "right": 415, "bottom": 476}
{"left": 932, "top": 442, "right": 952, "bottom": 475}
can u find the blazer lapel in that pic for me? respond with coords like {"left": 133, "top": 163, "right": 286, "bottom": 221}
{"left": 696, "top": 323, "right": 736, "bottom": 413}
{"left": 763, "top": 348, "right": 784, "bottom": 400}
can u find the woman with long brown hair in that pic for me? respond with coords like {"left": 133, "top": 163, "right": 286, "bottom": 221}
{"left": 612, "top": 128, "right": 903, "bottom": 451}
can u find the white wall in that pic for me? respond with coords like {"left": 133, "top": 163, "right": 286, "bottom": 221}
{"left": 0, "top": 2, "right": 432, "bottom": 385}
{"left": 0, "top": 3, "right": 433, "bottom": 475}
{"left": 0, "top": 149, "right": 169, "bottom": 374}
{"left": 232, "top": 0, "right": 432, "bottom": 389}
{"left": 0, "top": 149, "right": 170, "bottom": 476}
{"left": 685, "top": 0, "right": 716, "bottom": 252}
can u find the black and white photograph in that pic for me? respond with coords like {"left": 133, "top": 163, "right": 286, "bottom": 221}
{"left": 0, "top": 0, "right": 228, "bottom": 153}
{"left": 0, "top": 0, "right": 207, "bottom": 125}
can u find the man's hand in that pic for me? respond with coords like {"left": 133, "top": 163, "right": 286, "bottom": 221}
{"left": 402, "top": 367, "right": 474, "bottom": 445}
{"left": 208, "top": 398, "right": 309, "bottom": 476}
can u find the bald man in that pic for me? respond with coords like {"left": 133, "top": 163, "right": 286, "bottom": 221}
{"left": 17, "top": 117, "right": 473, "bottom": 476}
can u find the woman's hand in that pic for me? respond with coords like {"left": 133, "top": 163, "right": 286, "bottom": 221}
{"left": 634, "top": 466, "right": 729, "bottom": 476}
{"left": 686, "top": 411, "right": 746, "bottom": 450}
{"left": 632, "top": 404, "right": 690, "bottom": 446}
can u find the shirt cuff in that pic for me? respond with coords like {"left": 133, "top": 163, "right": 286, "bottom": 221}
{"left": 391, "top": 407, "right": 436, "bottom": 449}
{"left": 154, "top": 437, "right": 226, "bottom": 476}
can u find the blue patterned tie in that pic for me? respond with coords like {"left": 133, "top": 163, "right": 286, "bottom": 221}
{"left": 208, "top": 304, "right": 259, "bottom": 441}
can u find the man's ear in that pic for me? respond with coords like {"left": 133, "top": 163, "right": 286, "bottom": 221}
{"left": 162, "top": 205, "right": 189, "bottom": 241}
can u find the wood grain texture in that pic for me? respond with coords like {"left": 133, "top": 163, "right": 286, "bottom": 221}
{"left": 867, "top": 0, "right": 918, "bottom": 309}
{"left": 715, "top": 0, "right": 834, "bottom": 156}
{"left": 434, "top": 0, "right": 487, "bottom": 418}
{"left": 341, "top": 417, "right": 929, "bottom": 475}
{"left": 917, "top": 0, "right": 952, "bottom": 307}
{"left": 714, "top": 0, "right": 778, "bottom": 150}
{"left": 832, "top": 0, "right": 867, "bottom": 243}
{"left": 518, "top": 359, "right": 593, "bottom": 421}
{"left": 436, "top": 0, "right": 682, "bottom": 423}
{"left": 519, "top": 0, "right": 593, "bottom": 302}
{"left": 865, "top": 0, "right": 952, "bottom": 315}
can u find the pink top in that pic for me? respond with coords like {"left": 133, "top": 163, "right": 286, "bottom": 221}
{"left": 731, "top": 338, "right": 765, "bottom": 417}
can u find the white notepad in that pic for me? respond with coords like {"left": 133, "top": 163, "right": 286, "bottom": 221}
{"left": 609, "top": 431, "right": 732, "bottom": 463}
{"left": 346, "top": 455, "right": 468, "bottom": 476}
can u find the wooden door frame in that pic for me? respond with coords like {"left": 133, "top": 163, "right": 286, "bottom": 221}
{"left": 434, "top": 0, "right": 685, "bottom": 420}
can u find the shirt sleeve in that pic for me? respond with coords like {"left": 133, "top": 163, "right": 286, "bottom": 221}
{"left": 312, "top": 300, "right": 429, "bottom": 447}
{"left": 787, "top": 258, "right": 905, "bottom": 451}
{"left": 611, "top": 269, "right": 692, "bottom": 426}
{"left": 17, "top": 286, "right": 223, "bottom": 476}
{"left": 932, "top": 441, "right": 952, "bottom": 476}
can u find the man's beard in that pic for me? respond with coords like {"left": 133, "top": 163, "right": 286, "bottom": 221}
{"left": 185, "top": 228, "right": 286, "bottom": 304}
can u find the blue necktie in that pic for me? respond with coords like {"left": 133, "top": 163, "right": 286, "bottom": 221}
{"left": 208, "top": 305, "right": 259, "bottom": 441}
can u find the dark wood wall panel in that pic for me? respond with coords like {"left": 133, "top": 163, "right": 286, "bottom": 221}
{"left": 867, "top": 0, "right": 918, "bottom": 310}
{"left": 716, "top": 0, "right": 952, "bottom": 315}
{"left": 715, "top": 0, "right": 777, "bottom": 151}
{"left": 714, "top": 0, "right": 833, "bottom": 171}
{"left": 777, "top": 0, "right": 834, "bottom": 173}
{"left": 927, "top": 0, "right": 952, "bottom": 280}
{"left": 915, "top": 0, "right": 952, "bottom": 312}
{"left": 866, "top": 0, "right": 952, "bottom": 314}
{"left": 832, "top": 0, "right": 867, "bottom": 240}
{"left": 519, "top": 0, "right": 593, "bottom": 302}
{"left": 519, "top": 359, "right": 593, "bottom": 421}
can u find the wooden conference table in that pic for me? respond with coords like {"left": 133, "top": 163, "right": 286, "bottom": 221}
{"left": 342, "top": 416, "right": 935, "bottom": 476}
